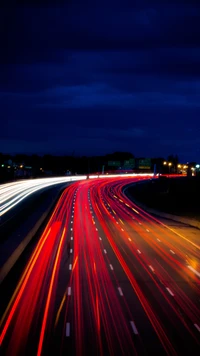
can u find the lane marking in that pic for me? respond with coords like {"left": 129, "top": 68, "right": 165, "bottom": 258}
{"left": 130, "top": 321, "right": 139, "bottom": 335}
{"left": 70, "top": 249, "right": 73, "bottom": 254}
{"left": 116, "top": 222, "right": 119, "bottom": 224}
{"left": 139, "top": 222, "right": 142, "bottom": 225}
{"left": 166, "top": 287, "right": 174, "bottom": 296}
{"left": 118, "top": 287, "right": 123, "bottom": 296}
{"left": 170, "top": 250, "right": 175, "bottom": 255}
{"left": 71, "top": 236, "right": 73, "bottom": 240}
{"left": 96, "top": 228, "right": 98, "bottom": 231}
{"left": 99, "top": 237, "right": 102, "bottom": 241}
{"left": 66, "top": 322, "right": 70, "bottom": 337}
{"left": 132, "top": 208, "right": 139, "bottom": 214}
{"left": 119, "top": 218, "right": 124, "bottom": 225}
{"left": 137, "top": 249, "right": 141, "bottom": 254}
{"left": 157, "top": 238, "right": 161, "bottom": 242}
{"left": 194, "top": 323, "right": 200, "bottom": 332}
{"left": 67, "top": 287, "right": 71, "bottom": 296}
{"left": 121, "top": 228, "right": 124, "bottom": 231}
{"left": 146, "top": 229, "right": 150, "bottom": 232}
{"left": 128, "top": 238, "right": 132, "bottom": 242}
{"left": 110, "top": 264, "right": 114, "bottom": 270}
{"left": 104, "top": 249, "right": 107, "bottom": 254}
{"left": 149, "top": 265, "right": 154, "bottom": 272}
{"left": 159, "top": 223, "right": 200, "bottom": 251}
{"left": 70, "top": 228, "right": 73, "bottom": 231}
{"left": 71, "top": 221, "right": 73, "bottom": 223}
{"left": 69, "top": 264, "right": 72, "bottom": 270}
{"left": 188, "top": 266, "right": 200, "bottom": 278}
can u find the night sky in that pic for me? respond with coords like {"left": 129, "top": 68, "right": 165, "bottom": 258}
{"left": 0, "top": 0, "right": 200, "bottom": 162}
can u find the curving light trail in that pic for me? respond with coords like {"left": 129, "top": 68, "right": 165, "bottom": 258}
{"left": 0, "top": 173, "right": 154, "bottom": 217}
{"left": 0, "top": 176, "right": 87, "bottom": 217}
{"left": 0, "top": 176, "right": 199, "bottom": 355}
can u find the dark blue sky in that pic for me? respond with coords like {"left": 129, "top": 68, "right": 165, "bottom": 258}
{"left": 0, "top": 0, "right": 200, "bottom": 162}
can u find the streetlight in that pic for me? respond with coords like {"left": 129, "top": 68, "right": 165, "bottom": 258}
{"left": 168, "top": 162, "right": 172, "bottom": 174}
{"left": 177, "top": 164, "right": 182, "bottom": 174}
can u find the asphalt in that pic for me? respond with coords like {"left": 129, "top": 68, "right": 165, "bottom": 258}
{"left": 0, "top": 177, "right": 200, "bottom": 355}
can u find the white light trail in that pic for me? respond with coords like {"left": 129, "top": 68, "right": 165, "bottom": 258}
{"left": 0, "top": 176, "right": 87, "bottom": 217}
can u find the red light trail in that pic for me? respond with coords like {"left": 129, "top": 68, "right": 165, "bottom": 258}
{"left": 0, "top": 177, "right": 200, "bottom": 355}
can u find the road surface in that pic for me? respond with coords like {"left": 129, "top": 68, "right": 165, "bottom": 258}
{"left": 0, "top": 176, "right": 86, "bottom": 219}
{"left": 0, "top": 177, "right": 200, "bottom": 355}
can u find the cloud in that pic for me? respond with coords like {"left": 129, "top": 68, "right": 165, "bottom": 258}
{"left": 1, "top": 1, "right": 200, "bottom": 65}
{"left": 0, "top": 1, "right": 200, "bottom": 161}
{"left": 10, "top": 82, "right": 198, "bottom": 109}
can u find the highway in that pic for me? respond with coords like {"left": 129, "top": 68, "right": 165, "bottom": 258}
{"left": 0, "top": 177, "right": 200, "bottom": 355}
{"left": 0, "top": 176, "right": 86, "bottom": 218}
